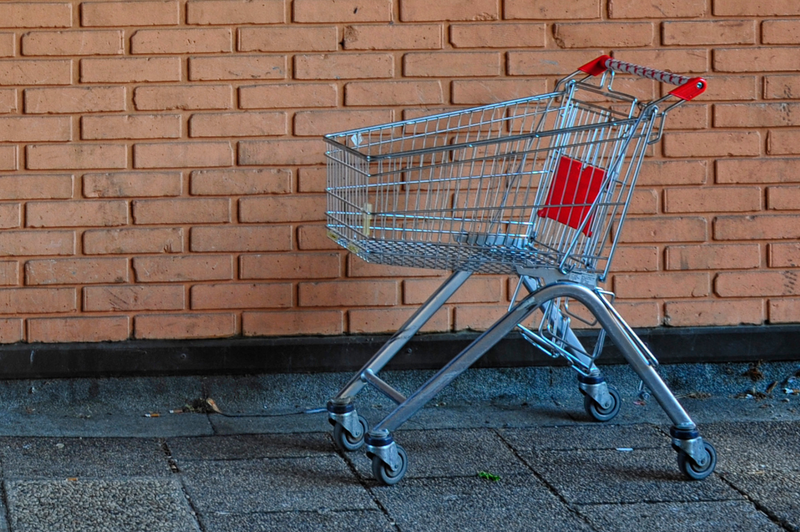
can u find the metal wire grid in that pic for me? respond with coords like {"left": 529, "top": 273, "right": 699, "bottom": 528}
{"left": 325, "top": 78, "right": 658, "bottom": 278}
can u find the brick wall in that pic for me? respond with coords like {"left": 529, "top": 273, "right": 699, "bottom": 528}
{"left": 0, "top": 0, "right": 797, "bottom": 344}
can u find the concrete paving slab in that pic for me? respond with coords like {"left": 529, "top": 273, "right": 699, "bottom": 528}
{"left": 0, "top": 412, "right": 214, "bottom": 438}
{"left": 576, "top": 500, "right": 782, "bottom": 532}
{"left": 208, "top": 410, "right": 331, "bottom": 435}
{"left": 370, "top": 476, "right": 595, "bottom": 532}
{"left": 519, "top": 448, "right": 741, "bottom": 504}
{"left": 701, "top": 421, "right": 800, "bottom": 473}
{"left": 0, "top": 437, "right": 170, "bottom": 479}
{"left": 200, "top": 509, "right": 396, "bottom": 532}
{"left": 498, "top": 423, "right": 667, "bottom": 452}
{"left": 723, "top": 471, "right": 800, "bottom": 531}
{"left": 179, "top": 456, "right": 377, "bottom": 514}
{"left": 5, "top": 478, "right": 200, "bottom": 532}
{"left": 167, "top": 432, "right": 333, "bottom": 461}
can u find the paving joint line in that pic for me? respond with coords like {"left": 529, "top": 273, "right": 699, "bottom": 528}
{"left": 719, "top": 474, "right": 795, "bottom": 532}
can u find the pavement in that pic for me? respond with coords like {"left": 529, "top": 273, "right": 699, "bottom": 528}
{"left": 0, "top": 362, "right": 796, "bottom": 531}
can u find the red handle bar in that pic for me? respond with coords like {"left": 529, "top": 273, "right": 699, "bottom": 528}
{"left": 579, "top": 55, "right": 706, "bottom": 101}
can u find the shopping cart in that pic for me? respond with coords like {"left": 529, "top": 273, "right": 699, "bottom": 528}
{"left": 323, "top": 55, "right": 714, "bottom": 485}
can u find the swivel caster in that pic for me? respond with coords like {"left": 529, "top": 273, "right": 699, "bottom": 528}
{"left": 365, "top": 430, "right": 409, "bottom": 486}
{"left": 581, "top": 380, "right": 621, "bottom": 422}
{"left": 371, "top": 444, "right": 408, "bottom": 486}
{"left": 677, "top": 440, "right": 717, "bottom": 480}
{"left": 332, "top": 415, "right": 368, "bottom": 452}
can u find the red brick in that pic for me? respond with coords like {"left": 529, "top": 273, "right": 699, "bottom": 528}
{"left": 617, "top": 216, "right": 707, "bottom": 243}
{"left": 25, "top": 258, "right": 127, "bottom": 286}
{"left": 0, "top": 146, "right": 15, "bottom": 171}
{"left": 344, "top": 24, "right": 442, "bottom": 50}
{"left": 345, "top": 81, "right": 442, "bottom": 106}
{"left": 243, "top": 310, "right": 343, "bottom": 336}
{"left": 133, "top": 255, "right": 233, "bottom": 283}
{"left": 347, "top": 256, "right": 442, "bottom": 277}
{"left": 0, "top": 174, "right": 73, "bottom": 199}
{"left": 770, "top": 243, "right": 800, "bottom": 267}
{"left": 238, "top": 27, "right": 337, "bottom": 53}
{"left": 764, "top": 75, "right": 800, "bottom": 99}
{"left": 714, "top": 214, "right": 800, "bottom": 240}
{"left": 294, "top": 109, "right": 393, "bottom": 136}
{"left": 239, "top": 83, "right": 337, "bottom": 109}
{"left": 714, "top": 0, "right": 800, "bottom": 16}
{"left": 662, "top": 104, "right": 708, "bottom": 130}
{"left": 453, "top": 304, "right": 506, "bottom": 331}
{"left": 189, "top": 55, "right": 286, "bottom": 81}
{"left": 294, "top": 0, "right": 391, "bottom": 22}
{"left": 24, "top": 87, "right": 126, "bottom": 114}
{"left": 29, "top": 316, "right": 129, "bottom": 343}
{"left": 404, "top": 52, "right": 501, "bottom": 77}
{"left": 131, "top": 28, "right": 232, "bottom": 54}
{"left": 21, "top": 30, "right": 122, "bottom": 56}
{"left": 297, "top": 167, "right": 325, "bottom": 193}
{"left": 609, "top": 0, "right": 706, "bottom": 18}
{"left": 769, "top": 298, "right": 800, "bottom": 323}
{"left": 189, "top": 112, "right": 287, "bottom": 138}
{"left": 662, "top": 20, "right": 755, "bottom": 46}
{"left": 401, "top": 0, "right": 498, "bottom": 21}
{"left": 239, "top": 140, "right": 326, "bottom": 166}
{"left": 665, "top": 244, "right": 761, "bottom": 270}
{"left": 134, "top": 85, "right": 232, "bottom": 111}
{"left": 191, "top": 283, "right": 292, "bottom": 310}
{"left": 638, "top": 160, "right": 707, "bottom": 186}
{"left": 0, "top": 205, "right": 20, "bottom": 229}
{"left": 82, "top": 114, "right": 181, "bottom": 140}
{"left": 767, "top": 186, "right": 800, "bottom": 210}
{"left": 760, "top": 20, "right": 800, "bottom": 44}
{"left": 27, "top": 200, "right": 127, "bottom": 228}
{"left": 84, "top": 284, "right": 185, "bottom": 311}
{"left": 133, "top": 198, "right": 230, "bottom": 224}
{"left": 0, "top": 230, "right": 75, "bottom": 256}
{"left": 187, "top": 0, "right": 284, "bottom": 24}
{"left": 191, "top": 168, "right": 291, "bottom": 195}
{"left": 767, "top": 130, "right": 800, "bottom": 155}
{"left": 663, "top": 131, "right": 760, "bottom": 158}
{"left": 404, "top": 277, "right": 501, "bottom": 305}
{"left": 0, "top": 287, "right": 76, "bottom": 314}
{"left": 716, "top": 270, "right": 800, "bottom": 297}
{"left": 628, "top": 189, "right": 658, "bottom": 215}
{"left": 0, "top": 117, "right": 70, "bottom": 142}
{"left": 0, "top": 34, "right": 12, "bottom": 58}
{"left": 664, "top": 187, "right": 761, "bottom": 213}
{"left": 299, "top": 279, "right": 398, "bottom": 307}
{"left": 0, "top": 60, "right": 71, "bottom": 86}
{"left": 297, "top": 225, "right": 340, "bottom": 251}
{"left": 609, "top": 246, "right": 659, "bottom": 272}
{"left": 715, "top": 103, "right": 800, "bottom": 128}
{"left": 615, "top": 301, "right": 661, "bottom": 328}
{"left": 294, "top": 53, "right": 393, "bottom": 80}
{"left": 716, "top": 158, "right": 800, "bottom": 184}
{"left": 614, "top": 272, "right": 709, "bottom": 299}
{"left": 239, "top": 195, "right": 326, "bottom": 223}
{"left": 353, "top": 307, "right": 450, "bottom": 334}
{"left": 84, "top": 172, "right": 181, "bottom": 198}
{"left": 0, "top": 319, "right": 22, "bottom": 343}
{"left": 0, "top": 261, "right": 18, "bottom": 287}
{"left": 505, "top": 0, "right": 599, "bottom": 19}
{"left": 0, "top": 89, "right": 16, "bottom": 113}
{"left": 190, "top": 226, "right": 293, "bottom": 252}
{"left": 80, "top": 57, "right": 181, "bottom": 83}
{"left": 450, "top": 23, "right": 545, "bottom": 48}
{"left": 554, "top": 22, "right": 653, "bottom": 48}
{"left": 81, "top": 0, "right": 179, "bottom": 26}
{"left": 135, "top": 313, "right": 236, "bottom": 340}
{"left": 508, "top": 50, "right": 603, "bottom": 75}
{"left": 664, "top": 299, "right": 763, "bottom": 327}
{"left": 134, "top": 142, "right": 233, "bottom": 169}
{"left": 83, "top": 228, "right": 183, "bottom": 255}
{"left": 0, "top": 2, "right": 72, "bottom": 28}
{"left": 689, "top": 76, "right": 757, "bottom": 102}
{"left": 714, "top": 48, "right": 800, "bottom": 72}
{"left": 240, "top": 253, "right": 340, "bottom": 280}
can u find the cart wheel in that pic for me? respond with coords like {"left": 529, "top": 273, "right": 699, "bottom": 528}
{"left": 372, "top": 445, "right": 408, "bottom": 486}
{"left": 677, "top": 441, "right": 717, "bottom": 480}
{"left": 332, "top": 415, "right": 368, "bottom": 452}
{"left": 584, "top": 384, "right": 621, "bottom": 422}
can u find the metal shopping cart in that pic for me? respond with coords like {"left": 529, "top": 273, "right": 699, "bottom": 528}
{"left": 323, "top": 55, "right": 715, "bottom": 485}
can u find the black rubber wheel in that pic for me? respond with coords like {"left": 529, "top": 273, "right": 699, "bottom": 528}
{"left": 677, "top": 441, "right": 717, "bottom": 480}
{"left": 371, "top": 445, "right": 408, "bottom": 486}
{"left": 583, "top": 384, "right": 621, "bottom": 422}
{"left": 332, "top": 415, "right": 368, "bottom": 452}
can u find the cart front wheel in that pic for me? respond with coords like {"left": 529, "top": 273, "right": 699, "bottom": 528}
{"left": 372, "top": 445, "right": 408, "bottom": 486}
{"left": 584, "top": 385, "right": 621, "bottom": 422}
{"left": 677, "top": 441, "right": 717, "bottom": 480}
{"left": 332, "top": 415, "right": 368, "bottom": 452}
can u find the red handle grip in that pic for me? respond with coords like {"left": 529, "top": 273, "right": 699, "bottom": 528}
{"left": 579, "top": 55, "right": 706, "bottom": 101}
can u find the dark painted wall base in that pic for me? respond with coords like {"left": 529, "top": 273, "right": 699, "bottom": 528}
{"left": 1, "top": 325, "right": 799, "bottom": 379}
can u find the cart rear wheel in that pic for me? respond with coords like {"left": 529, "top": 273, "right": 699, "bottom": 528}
{"left": 372, "top": 445, "right": 408, "bottom": 486}
{"left": 332, "top": 415, "right": 368, "bottom": 452}
{"left": 584, "top": 384, "right": 621, "bottom": 422}
{"left": 677, "top": 441, "right": 717, "bottom": 480}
